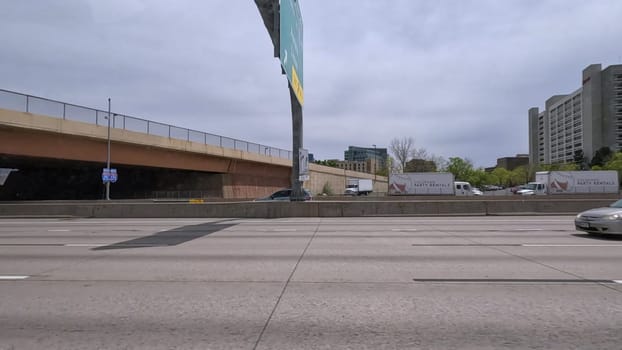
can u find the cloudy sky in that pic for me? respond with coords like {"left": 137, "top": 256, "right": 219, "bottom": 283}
{"left": 2, "top": 0, "right": 621, "bottom": 167}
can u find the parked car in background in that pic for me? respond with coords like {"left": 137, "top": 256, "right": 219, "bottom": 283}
{"left": 575, "top": 199, "right": 622, "bottom": 235}
{"left": 511, "top": 185, "right": 528, "bottom": 194}
{"left": 255, "top": 188, "right": 312, "bottom": 201}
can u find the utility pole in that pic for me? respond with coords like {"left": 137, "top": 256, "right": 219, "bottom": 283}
{"left": 373, "top": 144, "right": 377, "bottom": 182}
{"left": 105, "top": 98, "right": 111, "bottom": 200}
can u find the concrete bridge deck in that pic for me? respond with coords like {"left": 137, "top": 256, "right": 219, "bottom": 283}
{"left": 0, "top": 106, "right": 387, "bottom": 200}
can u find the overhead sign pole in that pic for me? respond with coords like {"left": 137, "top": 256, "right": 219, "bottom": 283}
{"left": 255, "top": 0, "right": 305, "bottom": 201}
{"left": 281, "top": 0, "right": 304, "bottom": 201}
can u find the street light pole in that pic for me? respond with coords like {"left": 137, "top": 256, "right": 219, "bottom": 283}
{"left": 372, "top": 144, "right": 377, "bottom": 182}
{"left": 105, "top": 98, "right": 111, "bottom": 200}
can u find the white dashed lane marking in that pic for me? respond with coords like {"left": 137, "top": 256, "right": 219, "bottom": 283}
{"left": 0, "top": 276, "right": 29, "bottom": 280}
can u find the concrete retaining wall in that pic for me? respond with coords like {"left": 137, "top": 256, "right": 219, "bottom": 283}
{"left": 307, "top": 164, "right": 388, "bottom": 195}
{"left": 0, "top": 198, "right": 614, "bottom": 218}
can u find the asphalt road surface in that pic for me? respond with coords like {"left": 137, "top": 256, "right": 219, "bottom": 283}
{"left": 1, "top": 216, "right": 622, "bottom": 349}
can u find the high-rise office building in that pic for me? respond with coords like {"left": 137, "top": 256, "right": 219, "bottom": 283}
{"left": 529, "top": 64, "right": 622, "bottom": 166}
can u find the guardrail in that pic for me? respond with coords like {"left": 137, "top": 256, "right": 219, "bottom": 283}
{"left": 0, "top": 89, "right": 292, "bottom": 160}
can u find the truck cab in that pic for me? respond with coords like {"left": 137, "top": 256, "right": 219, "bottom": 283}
{"left": 344, "top": 183, "right": 359, "bottom": 196}
{"left": 516, "top": 182, "right": 546, "bottom": 195}
{"left": 454, "top": 181, "right": 473, "bottom": 196}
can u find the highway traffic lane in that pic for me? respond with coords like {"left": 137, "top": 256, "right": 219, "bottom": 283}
{"left": 0, "top": 280, "right": 281, "bottom": 350}
{"left": 2, "top": 217, "right": 622, "bottom": 349}
{"left": 255, "top": 281, "right": 622, "bottom": 350}
{"left": 0, "top": 239, "right": 316, "bottom": 283}
{"left": 290, "top": 217, "right": 622, "bottom": 283}
{"left": 2, "top": 217, "right": 622, "bottom": 284}
{"left": 290, "top": 242, "right": 601, "bottom": 283}
{"left": 3, "top": 280, "right": 621, "bottom": 349}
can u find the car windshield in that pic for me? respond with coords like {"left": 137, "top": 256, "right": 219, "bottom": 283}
{"left": 524, "top": 183, "right": 537, "bottom": 190}
{"left": 609, "top": 199, "right": 622, "bottom": 208}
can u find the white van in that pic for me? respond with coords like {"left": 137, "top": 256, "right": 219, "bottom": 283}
{"left": 454, "top": 181, "right": 473, "bottom": 196}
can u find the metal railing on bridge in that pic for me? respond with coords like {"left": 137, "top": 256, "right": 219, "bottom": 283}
{"left": 0, "top": 89, "right": 293, "bottom": 160}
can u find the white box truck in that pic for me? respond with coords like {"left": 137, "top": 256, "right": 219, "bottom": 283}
{"left": 345, "top": 178, "right": 373, "bottom": 196}
{"left": 517, "top": 171, "right": 619, "bottom": 195}
{"left": 389, "top": 172, "right": 456, "bottom": 195}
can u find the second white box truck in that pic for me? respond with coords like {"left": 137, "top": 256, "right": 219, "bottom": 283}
{"left": 517, "top": 171, "right": 619, "bottom": 195}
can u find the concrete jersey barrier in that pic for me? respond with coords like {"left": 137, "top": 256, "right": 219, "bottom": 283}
{"left": 0, "top": 198, "right": 615, "bottom": 218}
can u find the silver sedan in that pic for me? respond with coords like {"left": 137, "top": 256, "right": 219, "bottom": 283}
{"left": 575, "top": 199, "right": 622, "bottom": 235}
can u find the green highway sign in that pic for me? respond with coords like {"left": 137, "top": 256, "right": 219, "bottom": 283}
{"left": 280, "top": 0, "right": 303, "bottom": 105}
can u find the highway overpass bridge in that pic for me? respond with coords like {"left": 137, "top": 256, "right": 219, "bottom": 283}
{"left": 0, "top": 89, "right": 386, "bottom": 200}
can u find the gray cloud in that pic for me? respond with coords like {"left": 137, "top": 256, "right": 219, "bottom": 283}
{"left": 2, "top": 0, "right": 621, "bottom": 167}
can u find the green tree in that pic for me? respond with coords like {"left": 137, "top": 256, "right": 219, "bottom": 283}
{"left": 376, "top": 167, "right": 389, "bottom": 177}
{"left": 573, "top": 150, "right": 588, "bottom": 170}
{"left": 537, "top": 164, "right": 554, "bottom": 171}
{"left": 376, "top": 157, "right": 391, "bottom": 177}
{"left": 467, "top": 168, "right": 489, "bottom": 188}
{"left": 446, "top": 157, "right": 474, "bottom": 181}
{"left": 559, "top": 163, "right": 579, "bottom": 171}
{"left": 590, "top": 146, "right": 613, "bottom": 168}
{"left": 315, "top": 160, "right": 338, "bottom": 168}
{"left": 537, "top": 163, "right": 579, "bottom": 171}
{"left": 510, "top": 166, "right": 530, "bottom": 186}
{"left": 491, "top": 167, "right": 511, "bottom": 187}
{"left": 594, "top": 151, "right": 622, "bottom": 182}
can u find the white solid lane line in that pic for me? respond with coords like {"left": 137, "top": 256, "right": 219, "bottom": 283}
{"left": 523, "top": 244, "right": 622, "bottom": 247}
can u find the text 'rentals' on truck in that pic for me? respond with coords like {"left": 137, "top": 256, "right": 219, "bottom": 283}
{"left": 515, "top": 170, "right": 620, "bottom": 195}
{"left": 344, "top": 178, "right": 373, "bottom": 196}
{"left": 388, "top": 172, "right": 475, "bottom": 196}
